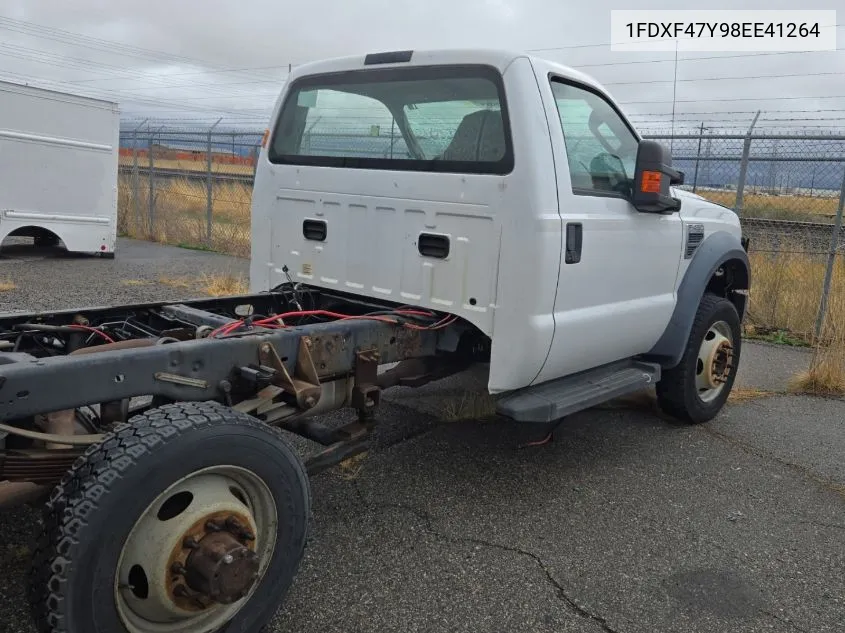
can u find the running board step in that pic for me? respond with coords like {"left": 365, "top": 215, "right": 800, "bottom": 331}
{"left": 496, "top": 360, "right": 661, "bottom": 423}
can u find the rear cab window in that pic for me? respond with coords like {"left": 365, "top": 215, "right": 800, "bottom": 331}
{"left": 268, "top": 65, "right": 514, "bottom": 175}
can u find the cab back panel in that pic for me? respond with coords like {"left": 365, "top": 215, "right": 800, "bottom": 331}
{"left": 274, "top": 188, "right": 498, "bottom": 328}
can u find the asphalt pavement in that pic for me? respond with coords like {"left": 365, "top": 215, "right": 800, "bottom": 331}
{"left": 0, "top": 238, "right": 842, "bottom": 633}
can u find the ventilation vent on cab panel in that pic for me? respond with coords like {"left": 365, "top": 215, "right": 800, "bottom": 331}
{"left": 685, "top": 224, "right": 704, "bottom": 259}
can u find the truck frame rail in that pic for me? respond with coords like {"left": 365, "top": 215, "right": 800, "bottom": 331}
{"left": 0, "top": 286, "right": 477, "bottom": 491}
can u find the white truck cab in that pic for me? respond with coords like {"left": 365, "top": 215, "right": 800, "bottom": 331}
{"left": 251, "top": 48, "right": 750, "bottom": 424}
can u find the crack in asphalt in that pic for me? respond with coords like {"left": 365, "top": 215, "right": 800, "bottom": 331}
{"left": 698, "top": 426, "right": 845, "bottom": 499}
{"left": 759, "top": 608, "right": 811, "bottom": 633}
{"left": 798, "top": 519, "right": 845, "bottom": 532}
{"left": 352, "top": 484, "right": 621, "bottom": 633}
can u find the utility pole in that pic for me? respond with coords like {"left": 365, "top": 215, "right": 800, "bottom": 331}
{"left": 734, "top": 110, "right": 760, "bottom": 217}
{"left": 206, "top": 118, "right": 223, "bottom": 245}
{"left": 692, "top": 121, "right": 704, "bottom": 193}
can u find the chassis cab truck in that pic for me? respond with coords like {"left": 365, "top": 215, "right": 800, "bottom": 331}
{"left": 251, "top": 48, "right": 749, "bottom": 422}
{"left": 1, "top": 49, "right": 748, "bottom": 633}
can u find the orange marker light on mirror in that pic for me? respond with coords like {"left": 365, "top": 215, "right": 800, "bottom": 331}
{"left": 641, "top": 170, "right": 662, "bottom": 193}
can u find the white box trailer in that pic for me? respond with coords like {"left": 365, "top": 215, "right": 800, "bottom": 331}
{"left": 0, "top": 79, "right": 119, "bottom": 258}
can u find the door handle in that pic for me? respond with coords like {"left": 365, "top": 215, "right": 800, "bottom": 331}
{"left": 565, "top": 223, "right": 582, "bottom": 264}
{"left": 303, "top": 219, "right": 327, "bottom": 242}
{"left": 418, "top": 233, "right": 450, "bottom": 259}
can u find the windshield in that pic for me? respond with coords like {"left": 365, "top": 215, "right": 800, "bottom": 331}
{"left": 267, "top": 65, "right": 513, "bottom": 174}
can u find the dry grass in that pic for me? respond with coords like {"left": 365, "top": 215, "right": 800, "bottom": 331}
{"left": 157, "top": 272, "right": 249, "bottom": 297}
{"left": 749, "top": 247, "right": 845, "bottom": 397}
{"left": 200, "top": 273, "right": 249, "bottom": 296}
{"left": 727, "top": 387, "right": 775, "bottom": 403}
{"left": 439, "top": 390, "right": 499, "bottom": 421}
{"left": 779, "top": 251, "right": 845, "bottom": 397}
{"left": 744, "top": 249, "right": 845, "bottom": 343}
{"left": 119, "top": 156, "right": 254, "bottom": 177}
{"left": 0, "top": 279, "right": 16, "bottom": 292}
{"left": 698, "top": 189, "right": 839, "bottom": 221}
{"left": 789, "top": 340, "right": 845, "bottom": 397}
{"left": 157, "top": 275, "right": 194, "bottom": 289}
{"left": 337, "top": 453, "right": 368, "bottom": 480}
{"left": 120, "top": 279, "right": 152, "bottom": 287}
{"left": 118, "top": 175, "right": 251, "bottom": 257}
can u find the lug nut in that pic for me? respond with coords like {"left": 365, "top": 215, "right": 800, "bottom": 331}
{"left": 171, "top": 562, "right": 187, "bottom": 575}
{"left": 183, "top": 536, "right": 199, "bottom": 549}
{"left": 225, "top": 516, "right": 242, "bottom": 531}
{"left": 205, "top": 519, "right": 223, "bottom": 532}
{"left": 173, "top": 584, "right": 190, "bottom": 598}
{"left": 240, "top": 530, "right": 255, "bottom": 541}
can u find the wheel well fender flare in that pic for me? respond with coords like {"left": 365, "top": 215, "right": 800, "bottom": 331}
{"left": 647, "top": 230, "right": 749, "bottom": 369}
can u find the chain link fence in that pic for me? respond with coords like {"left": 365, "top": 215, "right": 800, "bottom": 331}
{"left": 118, "top": 125, "right": 260, "bottom": 257}
{"left": 645, "top": 130, "right": 845, "bottom": 345}
{"left": 117, "top": 123, "right": 845, "bottom": 346}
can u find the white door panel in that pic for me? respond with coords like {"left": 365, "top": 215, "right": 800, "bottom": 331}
{"left": 534, "top": 72, "right": 682, "bottom": 383}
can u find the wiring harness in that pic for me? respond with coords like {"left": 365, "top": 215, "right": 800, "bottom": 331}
{"left": 208, "top": 306, "right": 458, "bottom": 339}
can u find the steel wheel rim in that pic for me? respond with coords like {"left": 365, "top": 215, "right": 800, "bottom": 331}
{"left": 696, "top": 320, "right": 735, "bottom": 404}
{"left": 114, "top": 465, "right": 278, "bottom": 633}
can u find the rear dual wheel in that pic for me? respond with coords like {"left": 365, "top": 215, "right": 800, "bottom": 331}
{"left": 28, "top": 401, "right": 310, "bottom": 633}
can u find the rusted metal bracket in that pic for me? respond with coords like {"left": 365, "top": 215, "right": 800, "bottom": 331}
{"left": 351, "top": 348, "right": 381, "bottom": 424}
{"left": 258, "top": 338, "right": 322, "bottom": 411}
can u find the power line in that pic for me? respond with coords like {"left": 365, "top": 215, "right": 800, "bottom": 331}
{"left": 0, "top": 43, "right": 284, "bottom": 100}
{"left": 5, "top": 16, "right": 845, "bottom": 122}
{"left": 604, "top": 69, "right": 845, "bottom": 88}
{"left": 620, "top": 94, "right": 845, "bottom": 106}
{"left": 0, "top": 70, "right": 269, "bottom": 119}
{"left": 65, "top": 63, "right": 295, "bottom": 84}
{"left": 572, "top": 48, "right": 845, "bottom": 70}
{"left": 0, "top": 16, "right": 291, "bottom": 83}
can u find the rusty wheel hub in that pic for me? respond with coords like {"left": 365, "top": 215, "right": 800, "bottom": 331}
{"left": 711, "top": 341, "right": 734, "bottom": 385}
{"left": 115, "top": 467, "right": 278, "bottom": 633}
{"left": 696, "top": 320, "right": 735, "bottom": 403}
{"left": 176, "top": 518, "right": 260, "bottom": 605}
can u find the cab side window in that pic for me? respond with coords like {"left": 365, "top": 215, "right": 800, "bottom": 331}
{"left": 550, "top": 79, "right": 639, "bottom": 198}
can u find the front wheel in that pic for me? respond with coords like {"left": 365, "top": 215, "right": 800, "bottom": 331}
{"left": 28, "top": 401, "right": 311, "bottom": 633}
{"left": 656, "top": 293, "right": 741, "bottom": 424}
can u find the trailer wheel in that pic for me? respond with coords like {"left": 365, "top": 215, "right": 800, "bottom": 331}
{"left": 28, "top": 401, "right": 310, "bottom": 633}
{"left": 655, "top": 293, "right": 741, "bottom": 424}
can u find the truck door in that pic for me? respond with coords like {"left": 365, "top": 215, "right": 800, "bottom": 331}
{"left": 533, "top": 74, "right": 683, "bottom": 383}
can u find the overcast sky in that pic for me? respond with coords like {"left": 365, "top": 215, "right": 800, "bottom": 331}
{"left": 0, "top": 0, "right": 843, "bottom": 132}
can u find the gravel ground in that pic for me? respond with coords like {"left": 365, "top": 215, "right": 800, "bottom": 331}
{"left": 0, "top": 237, "right": 248, "bottom": 314}
{"left": 0, "top": 238, "right": 843, "bottom": 633}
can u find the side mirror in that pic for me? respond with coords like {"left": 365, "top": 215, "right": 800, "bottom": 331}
{"left": 631, "top": 140, "right": 684, "bottom": 214}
